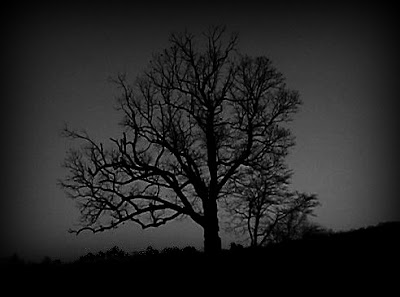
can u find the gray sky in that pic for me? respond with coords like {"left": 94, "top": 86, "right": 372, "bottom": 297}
{"left": 1, "top": 2, "right": 398, "bottom": 262}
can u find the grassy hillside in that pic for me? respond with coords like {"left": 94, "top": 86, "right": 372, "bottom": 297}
{"left": 2, "top": 221, "right": 399, "bottom": 286}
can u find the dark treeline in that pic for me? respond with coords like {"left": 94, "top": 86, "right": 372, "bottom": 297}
{"left": 3, "top": 221, "right": 399, "bottom": 276}
{"left": 2, "top": 222, "right": 397, "bottom": 292}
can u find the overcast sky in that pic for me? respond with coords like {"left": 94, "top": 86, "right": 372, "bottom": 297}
{"left": 1, "top": 2, "right": 398, "bottom": 262}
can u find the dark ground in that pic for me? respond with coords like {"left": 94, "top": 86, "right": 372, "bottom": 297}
{"left": 2, "top": 222, "right": 399, "bottom": 291}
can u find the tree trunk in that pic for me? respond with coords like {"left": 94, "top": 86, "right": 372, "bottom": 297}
{"left": 203, "top": 110, "right": 221, "bottom": 254}
{"left": 203, "top": 199, "right": 222, "bottom": 255}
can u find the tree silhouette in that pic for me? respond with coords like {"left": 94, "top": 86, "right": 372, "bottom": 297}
{"left": 59, "top": 25, "right": 302, "bottom": 254}
{"left": 268, "top": 195, "right": 319, "bottom": 243}
{"left": 225, "top": 154, "right": 319, "bottom": 247}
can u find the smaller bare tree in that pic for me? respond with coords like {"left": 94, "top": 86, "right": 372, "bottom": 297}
{"left": 225, "top": 155, "right": 319, "bottom": 247}
{"left": 267, "top": 192, "right": 319, "bottom": 244}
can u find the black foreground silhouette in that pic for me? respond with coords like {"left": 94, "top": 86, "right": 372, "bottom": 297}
{"left": 3, "top": 221, "right": 399, "bottom": 285}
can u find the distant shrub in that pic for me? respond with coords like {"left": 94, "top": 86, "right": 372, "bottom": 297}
{"left": 105, "top": 246, "right": 129, "bottom": 260}
{"left": 161, "top": 246, "right": 181, "bottom": 256}
{"left": 144, "top": 246, "right": 159, "bottom": 257}
{"left": 229, "top": 242, "right": 244, "bottom": 251}
{"left": 77, "top": 246, "right": 129, "bottom": 264}
{"left": 181, "top": 246, "right": 198, "bottom": 255}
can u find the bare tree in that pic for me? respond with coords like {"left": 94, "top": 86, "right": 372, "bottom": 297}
{"left": 268, "top": 196, "right": 320, "bottom": 244}
{"left": 225, "top": 155, "right": 319, "bottom": 247}
{"left": 59, "top": 26, "right": 302, "bottom": 254}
